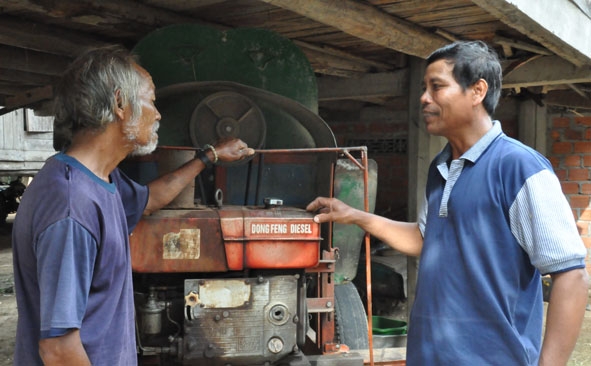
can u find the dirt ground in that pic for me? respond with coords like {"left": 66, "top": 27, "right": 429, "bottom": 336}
{"left": 0, "top": 219, "right": 590, "bottom": 365}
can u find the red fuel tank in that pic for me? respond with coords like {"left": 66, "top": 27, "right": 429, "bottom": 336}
{"left": 219, "top": 206, "right": 321, "bottom": 270}
{"left": 130, "top": 206, "right": 321, "bottom": 273}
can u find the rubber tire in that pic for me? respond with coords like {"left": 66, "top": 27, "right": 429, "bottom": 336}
{"left": 334, "top": 282, "right": 369, "bottom": 350}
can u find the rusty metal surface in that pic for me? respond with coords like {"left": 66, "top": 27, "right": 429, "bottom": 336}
{"left": 130, "top": 209, "right": 228, "bottom": 273}
{"left": 219, "top": 206, "right": 321, "bottom": 269}
{"left": 183, "top": 275, "right": 302, "bottom": 365}
{"left": 364, "top": 361, "right": 406, "bottom": 366}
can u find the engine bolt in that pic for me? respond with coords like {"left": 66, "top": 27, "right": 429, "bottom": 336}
{"left": 267, "top": 337, "right": 284, "bottom": 354}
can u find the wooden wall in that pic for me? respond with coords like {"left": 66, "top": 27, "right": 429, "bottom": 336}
{"left": 0, "top": 109, "right": 54, "bottom": 176}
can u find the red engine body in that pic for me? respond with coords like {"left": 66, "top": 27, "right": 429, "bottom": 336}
{"left": 130, "top": 206, "right": 321, "bottom": 273}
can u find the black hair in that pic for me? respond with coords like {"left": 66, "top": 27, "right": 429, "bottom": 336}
{"left": 426, "top": 41, "right": 502, "bottom": 116}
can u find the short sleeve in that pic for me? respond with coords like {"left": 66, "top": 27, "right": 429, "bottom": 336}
{"left": 509, "top": 169, "right": 587, "bottom": 274}
{"left": 111, "top": 167, "right": 149, "bottom": 232}
{"left": 417, "top": 192, "right": 428, "bottom": 238}
{"left": 34, "top": 218, "right": 97, "bottom": 338}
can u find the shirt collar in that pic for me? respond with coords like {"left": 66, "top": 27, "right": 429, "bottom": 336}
{"left": 435, "top": 120, "right": 503, "bottom": 166}
{"left": 54, "top": 152, "right": 117, "bottom": 193}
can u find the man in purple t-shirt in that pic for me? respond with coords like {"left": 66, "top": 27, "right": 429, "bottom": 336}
{"left": 12, "top": 46, "right": 254, "bottom": 365}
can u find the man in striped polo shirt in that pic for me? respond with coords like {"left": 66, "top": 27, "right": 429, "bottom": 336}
{"left": 307, "top": 41, "right": 588, "bottom": 365}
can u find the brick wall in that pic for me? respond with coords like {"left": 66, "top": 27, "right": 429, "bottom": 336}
{"left": 324, "top": 109, "right": 408, "bottom": 221}
{"left": 549, "top": 115, "right": 591, "bottom": 272}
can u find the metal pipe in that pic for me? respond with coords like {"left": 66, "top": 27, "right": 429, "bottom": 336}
{"left": 255, "top": 153, "right": 265, "bottom": 205}
{"left": 362, "top": 149, "right": 374, "bottom": 366}
{"left": 244, "top": 159, "right": 253, "bottom": 205}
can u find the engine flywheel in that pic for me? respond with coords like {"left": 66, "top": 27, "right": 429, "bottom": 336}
{"left": 189, "top": 91, "right": 266, "bottom": 165}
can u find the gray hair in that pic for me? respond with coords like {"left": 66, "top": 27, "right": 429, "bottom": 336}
{"left": 53, "top": 45, "right": 144, "bottom": 150}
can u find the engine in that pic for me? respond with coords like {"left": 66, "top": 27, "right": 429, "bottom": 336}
{"left": 131, "top": 205, "right": 321, "bottom": 365}
{"left": 125, "top": 23, "right": 375, "bottom": 365}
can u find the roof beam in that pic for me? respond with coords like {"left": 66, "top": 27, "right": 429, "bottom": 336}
{"left": 493, "top": 35, "right": 552, "bottom": 56}
{"left": 258, "top": 0, "right": 449, "bottom": 59}
{"left": 0, "top": 15, "right": 110, "bottom": 57}
{"left": 318, "top": 70, "right": 408, "bottom": 101}
{"left": 0, "top": 45, "right": 70, "bottom": 77}
{"left": 472, "top": 0, "right": 591, "bottom": 66}
{"left": 502, "top": 55, "right": 591, "bottom": 89}
{"left": 545, "top": 90, "right": 591, "bottom": 110}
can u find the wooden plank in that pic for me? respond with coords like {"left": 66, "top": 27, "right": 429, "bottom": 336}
{"left": 259, "top": 0, "right": 448, "bottom": 59}
{"left": 0, "top": 45, "right": 70, "bottom": 76}
{"left": 25, "top": 109, "right": 53, "bottom": 132}
{"left": 0, "top": 0, "right": 220, "bottom": 34}
{"left": 379, "top": 0, "right": 473, "bottom": 14}
{"left": 472, "top": 0, "right": 591, "bottom": 66}
{"left": 23, "top": 149, "right": 54, "bottom": 162}
{"left": 355, "top": 346, "right": 406, "bottom": 364}
{"left": 503, "top": 55, "right": 591, "bottom": 89}
{"left": 6, "top": 85, "right": 53, "bottom": 111}
{"left": 24, "top": 137, "right": 53, "bottom": 152}
{"left": 318, "top": 71, "right": 408, "bottom": 101}
{"left": 493, "top": 35, "right": 552, "bottom": 56}
{"left": 0, "top": 15, "right": 109, "bottom": 56}
{"left": 0, "top": 150, "right": 24, "bottom": 162}
{"left": 0, "top": 68, "right": 57, "bottom": 85}
{"left": 0, "top": 160, "right": 46, "bottom": 173}
{"left": 21, "top": 131, "right": 53, "bottom": 140}
{"left": 295, "top": 41, "right": 393, "bottom": 71}
{"left": 405, "top": 6, "right": 495, "bottom": 24}
{"left": 0, "top": 109, "right": 24, "bottom": 150}
{"left": 545, "top": 90, "right": 591, "bottom": 109}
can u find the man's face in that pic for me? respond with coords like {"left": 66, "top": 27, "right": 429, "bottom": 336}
{"left": 125, "top": 65, "right": 161, "bottom": 156}
{"left": 420, "top": 59, "right": 475, "bottom": 138}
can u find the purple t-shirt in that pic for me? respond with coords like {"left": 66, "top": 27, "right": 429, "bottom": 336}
{"left": 12, "top": 153, "right": 148, "bottom": 365}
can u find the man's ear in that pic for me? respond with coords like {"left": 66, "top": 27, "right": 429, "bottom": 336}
{"left": 471, "top": 79, "right": 488, "bottom": 106}
{"left": 114, "top": 89, "right": 125, "bottom": 121}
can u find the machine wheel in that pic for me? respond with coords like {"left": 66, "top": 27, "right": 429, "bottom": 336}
{"left": 189, "top": 91, "right": 266, "bottom": 166}
{"left": 334, "top": 282, "right": 369, "bottom": 350}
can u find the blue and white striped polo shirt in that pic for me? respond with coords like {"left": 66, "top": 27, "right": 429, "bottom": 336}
{"left": 408, "top": 121, "right": 586, "bottom": 365}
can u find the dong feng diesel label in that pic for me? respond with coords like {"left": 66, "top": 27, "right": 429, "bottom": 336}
{"left": 247, "top": 220, "right": 318, "bottom": 238}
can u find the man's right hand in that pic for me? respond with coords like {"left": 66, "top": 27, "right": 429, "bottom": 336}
{"left": 306, "top": 197, "right": 358, "bottom": 225}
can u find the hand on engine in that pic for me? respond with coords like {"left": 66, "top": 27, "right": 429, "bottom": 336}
{"left": 306, "top": 197, "right": 357, "bottom": 224}
{"left": 213, "top": 138, "right": 255, "bottom": 163}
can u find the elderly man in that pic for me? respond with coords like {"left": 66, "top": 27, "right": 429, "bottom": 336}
{"left": 12, "top": 46, "right": 254, "bottom": 365}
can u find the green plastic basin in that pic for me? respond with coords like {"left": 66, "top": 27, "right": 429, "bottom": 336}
{"left": 372, "top": 316, "right": 407, "bottom": 335}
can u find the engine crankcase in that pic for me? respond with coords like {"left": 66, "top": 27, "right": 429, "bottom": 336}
{"left": 182, "top": 275, "right": 302, "bottom": 365}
